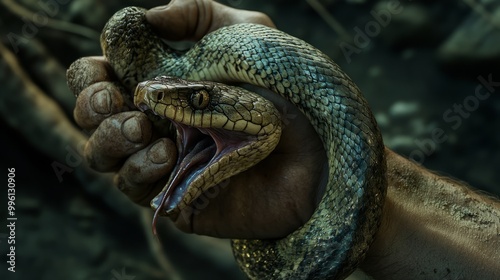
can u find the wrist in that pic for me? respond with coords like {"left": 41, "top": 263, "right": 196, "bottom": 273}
{"left": 360, "top": 148, "right": 500, "bottom": 279}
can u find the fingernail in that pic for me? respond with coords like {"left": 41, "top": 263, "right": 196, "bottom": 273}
{"left": 148, "top": 140, "right": 169, "bottom": 164}
{"left": 91, "top": 89, "right": 111, "bottom": 114}
{"left": 122, "top": 117, "right": 143, "bottom": 143}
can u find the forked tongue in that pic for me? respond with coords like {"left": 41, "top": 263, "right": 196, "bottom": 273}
{"left": 151, "top": 136, "right": 216, "bottom": 237}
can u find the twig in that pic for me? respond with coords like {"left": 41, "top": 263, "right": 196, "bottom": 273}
{"left": 0, "top": 40, "right": 135, "bottom": 218}
{"left": 0, "top": 40, "right": 184, "bottom": 278}
{"left": 1, "top": 0, "right": 100, "bottom": 40}
{"left": 16, "top": 38, "right": 76, "bottom": 115}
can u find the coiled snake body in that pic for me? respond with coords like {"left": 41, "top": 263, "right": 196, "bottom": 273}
{"left": 101, "top": 7, "right": 386, "bottom": 279}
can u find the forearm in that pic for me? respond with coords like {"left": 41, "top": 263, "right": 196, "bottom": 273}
{"left": 361, "top": 148, "right": 500, "bottom": 279}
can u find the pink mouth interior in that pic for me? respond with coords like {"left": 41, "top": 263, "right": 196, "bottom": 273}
{"left": 149, "top": 121, "right": 253, "bottom": 237}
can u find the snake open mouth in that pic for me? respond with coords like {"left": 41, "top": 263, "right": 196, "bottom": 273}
{"left": 147, "top": 117, "right": 254, "bottom": 218}
{"left": 155, "top": 122, "right": 217, "bottom": 212}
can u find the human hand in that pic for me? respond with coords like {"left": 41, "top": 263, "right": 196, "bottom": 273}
{"left": 67, "top": 0, "right": 326, "bottom": 239}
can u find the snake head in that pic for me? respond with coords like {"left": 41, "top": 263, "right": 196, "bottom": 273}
{"left": 134, "top": 76, "right": 282, "bottom": 224}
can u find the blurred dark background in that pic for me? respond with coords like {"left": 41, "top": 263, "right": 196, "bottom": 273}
{"left": 1, "top": 0, "right": 499, "bottom": 279}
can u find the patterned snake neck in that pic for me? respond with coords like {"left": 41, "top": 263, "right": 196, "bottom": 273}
{"left": 101, "top": 7, "right": 387, "bottom": 279}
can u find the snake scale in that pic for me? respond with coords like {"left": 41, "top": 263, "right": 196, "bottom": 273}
{"left": 101, "top": 7, "right": 387, "bottom": 279}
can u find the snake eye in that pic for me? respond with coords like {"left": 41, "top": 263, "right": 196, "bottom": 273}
{"left": 189, "top": 89, "right": 210, "bottom": 110}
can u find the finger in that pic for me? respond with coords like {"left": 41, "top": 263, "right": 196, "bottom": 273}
{"left": 146, "top": 0, "right": 275, "bottom": 41}
{"left": 74, "top": 81, "right": 128, "bottom": 130}
{"left": 84, "top": 111, "right": 153, "bottom": 172}
{"left": 67, "top": 56, "right": 115, "bottom": 96}
{"left": 114, "top": 138, "right": 177, "bottom": 206}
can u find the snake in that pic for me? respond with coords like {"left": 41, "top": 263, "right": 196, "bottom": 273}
{"left": 100, "top": 7, "right": 387, "bottom": 280}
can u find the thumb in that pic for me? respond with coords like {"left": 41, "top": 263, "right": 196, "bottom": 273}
{"left": 146, "top": 0, "right": 275, "bottom": 41}
{"left": 145, "top": 0, "right": 213, "bottom": 41}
